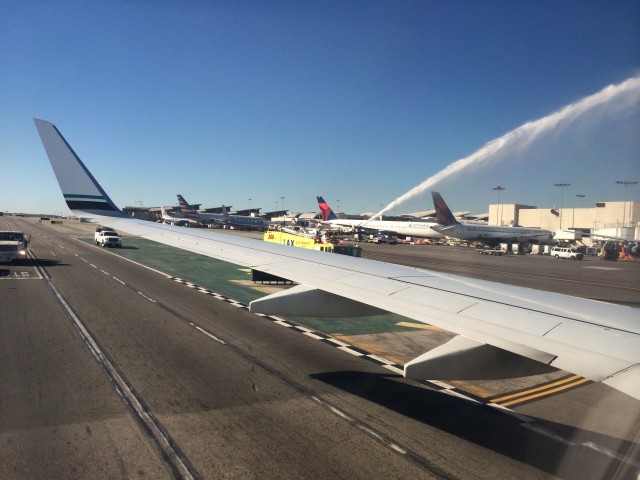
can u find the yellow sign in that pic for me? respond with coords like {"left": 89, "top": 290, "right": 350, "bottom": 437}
{"left": 263, "top": 231, "right": 333, "bottom": 252}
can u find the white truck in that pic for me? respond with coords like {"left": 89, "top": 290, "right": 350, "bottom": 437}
{"left": 94, "top": 227, "right": 122, "bottom": 248}
{"left": 0, "top": 231, "right": 30, "bottom": 263}
{"left": 550, "top": 246, "right": 583, "bottom": 260}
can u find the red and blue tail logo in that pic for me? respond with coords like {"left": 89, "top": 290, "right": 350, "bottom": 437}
{"left": 177, "top": 194, "right": 202, "bottom": 220}
{"left": 431, "top": 192, "right": 459, "bottom": 226}
{"left": 317, "top": 196, "right": 338, "bottom": 221}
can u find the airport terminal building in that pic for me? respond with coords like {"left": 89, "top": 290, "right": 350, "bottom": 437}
{"left": 489, "top": 200, "right": 639, "bottom": 241}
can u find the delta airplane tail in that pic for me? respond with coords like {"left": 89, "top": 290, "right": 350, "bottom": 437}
{"left": 432, "top": 192, "right": 459, "bottom": 226}
{"left": 177, "top": 194, "right": 202, "bottom": 220}
{"left": 317, "top": 196, "right": 338, "bottom": 221}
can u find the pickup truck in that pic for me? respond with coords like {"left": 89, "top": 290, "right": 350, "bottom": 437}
{"left": 95, "top": 227, "right": 122, "bottom": 248}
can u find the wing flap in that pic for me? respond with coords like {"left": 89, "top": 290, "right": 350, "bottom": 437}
{"left": 461, "top": 302, "right": 563, "bottom": 336}
{"left": 544, "top": 322, "right": 640, "bottom": 363}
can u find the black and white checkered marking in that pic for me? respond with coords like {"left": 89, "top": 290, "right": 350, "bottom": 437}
{"left": 167, "top": 275, "right": 491, "bottom": 408}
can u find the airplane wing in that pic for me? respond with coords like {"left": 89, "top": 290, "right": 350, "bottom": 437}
{"left": 35, "top": 119, "right": 640, "bottom": 400}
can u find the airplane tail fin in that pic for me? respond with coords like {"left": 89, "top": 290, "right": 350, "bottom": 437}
{"left": 176, "top": 194, "right": 201, "bottom": 219}
{"left": 34, "top": 119, "right": 126, "bottom": 218}
{"left": 317, "top": 196, "right": 338, "bottom": 221}
{"left": 432, "top": 192, "right": 459, "bottom": 226}
{"left": 176, "top": 194, "right": 191, "bottom": 212}
{"left": 221, "top": 205, "right": 231, "bottom": 225}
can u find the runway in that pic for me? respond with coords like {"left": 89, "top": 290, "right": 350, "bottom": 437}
{"left": 2, "top": 217, "right": 639, "bottom": 479}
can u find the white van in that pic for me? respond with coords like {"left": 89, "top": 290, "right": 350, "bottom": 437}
{"left": 550, "top": 247, "right": 583, "bottom": 260}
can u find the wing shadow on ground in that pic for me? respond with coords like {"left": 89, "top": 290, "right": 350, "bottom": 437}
{"left": 31, "top": 259, "right": 67, "bottom": 268}
{"left": 310, "top": 371, "right": 638, "bottom": 480}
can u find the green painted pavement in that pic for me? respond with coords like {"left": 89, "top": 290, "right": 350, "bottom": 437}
{"left": 82, "top": 237, "right": 419, "bottom": 336}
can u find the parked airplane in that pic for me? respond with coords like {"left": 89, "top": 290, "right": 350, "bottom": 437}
{"left": 432, "top": 192, "right": 554, "bottom": 246}
{"left": 317, "top": 196, "right": 442, "bottom": 239}
{"left": 158, "top": 206, "right": 191, "bottom": 226}
{"left": 35, "top": 119, "right": 640, "bottom": 401}
{"left": 177, "top": 194, "right": 266, "bottom": 231}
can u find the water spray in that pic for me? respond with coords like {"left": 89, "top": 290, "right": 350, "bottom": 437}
{"left": 363, "top": 76, "right": 640, "bottom": 225}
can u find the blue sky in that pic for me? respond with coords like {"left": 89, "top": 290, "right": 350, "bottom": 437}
{"left": 2, "top": 1, "right": 639, "bottom": 216}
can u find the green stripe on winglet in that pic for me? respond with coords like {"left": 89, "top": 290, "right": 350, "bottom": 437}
{"left": 64, "top": 194, "right": 104, "bottom": 199}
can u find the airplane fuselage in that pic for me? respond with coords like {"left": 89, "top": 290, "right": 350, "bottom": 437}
{"left": 433, "top": 223, "right": 553, "bottom": 244}
{"left": 190, "top": 211, "right": 265, "bottom": 230}
{"left": 326, "top": 219, "right": 442, "bottom": 239}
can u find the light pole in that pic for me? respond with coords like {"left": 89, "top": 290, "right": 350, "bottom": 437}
{"left": 554, "top": 183, "right": 570, "bottom": 230}
{"left": 248, "top": 198, "right": 252, "bottom": 214}
{"left": 573, "top": 194, "right": 585, "bottom": 228}
{"left": 616, "top": 180, "right": 637, "bottom": 227}
{"left": 281, "top": 196, "right": 285, "bottom": 225}
{"left": 492, "top": 186, "right": 505, "bottom": 225}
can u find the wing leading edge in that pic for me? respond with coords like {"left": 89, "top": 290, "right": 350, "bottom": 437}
{"left": 35, "top": 119, "right": 640, "bottom": 400}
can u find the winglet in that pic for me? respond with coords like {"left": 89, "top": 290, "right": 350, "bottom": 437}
{"left": 34, "top": 119, "right": 125, "bottom": 218}
{"left": 431, "top": 192, "right": 459, "bottom": 226}
{"left": 317, "top": 196, "right": 338, "bottom": 221}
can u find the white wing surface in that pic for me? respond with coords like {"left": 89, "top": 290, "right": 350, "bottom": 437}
{"left": 35, "top": 119, "right": 640, "bottom": 400}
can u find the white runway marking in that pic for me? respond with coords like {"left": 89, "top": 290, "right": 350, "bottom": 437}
{"left": 137, "top": 291, "right": 156, "bottom": 303}
{"left": 311, "top": 396, "right": 408, "bottom": 455}
{"left": 190, "top": 323, "right": 226, "bottom": 345}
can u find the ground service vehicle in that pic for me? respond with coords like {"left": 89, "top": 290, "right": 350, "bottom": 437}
{"left": 372, "top": 234, "right": 397, "bottom": 245}
{"left": 95, "top": 228, "right": 122, "bottom": 247}
{"left": 263, "top": 230, "right": 361, "bottom": 257}
{"left": 0, "top": 231, "right": 29, "bottom": 263}
{"left": 551, "top": 246, "right": 583, "bottom": 260}
{"left": 476, "top": 245, "right": 504, "bottom": 255}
